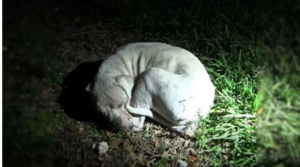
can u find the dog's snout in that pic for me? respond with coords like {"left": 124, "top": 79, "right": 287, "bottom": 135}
{"left": 110, "top": 121, "right": 122, "bottom": 132}
{"left": 129, "top": 123, "right": 135, "bottom": 129}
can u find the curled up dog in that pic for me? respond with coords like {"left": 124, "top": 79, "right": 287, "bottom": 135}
{"left": 86, "top": 42, "right": 215, "bottom": 137}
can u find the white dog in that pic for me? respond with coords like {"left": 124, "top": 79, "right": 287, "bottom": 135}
{"left": 87, "top": 42, "right": 215, "bottom": 136}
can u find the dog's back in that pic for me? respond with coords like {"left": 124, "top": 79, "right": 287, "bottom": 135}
{"left": 98, "top": 42, "right": 208, "bottom": 79}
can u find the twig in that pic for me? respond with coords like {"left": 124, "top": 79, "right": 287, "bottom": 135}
{"left": 60, "top": 44, "right": 74, "bottom": 57}
{"left": 147, "top": 158, "right": 156, "bottom": 165}
{"left": 151, "top": 155, "right": 162, "bottom": 158}
{"left": 178, "top": 146, "right": 185, "bottom": 159}
{"left": 125, "top": 131, "right": 135, "bottom": 144}
{"left": 133, "top": 138, "right": 139, "bottom": 152}
{"left": 150, "top": 148, "right": 157, "bottom": 158}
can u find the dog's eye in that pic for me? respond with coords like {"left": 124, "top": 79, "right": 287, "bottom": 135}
{"left": 118, "top": 103, "right": 123, "bottom": 108}
{"left": 109, "top": 104, "right": 115, "bottom": 108}
{"left": 109, "top": 103, "right": 123, "bottom": 109}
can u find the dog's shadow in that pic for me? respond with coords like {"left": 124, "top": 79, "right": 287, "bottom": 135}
{"left": 56, "top": 60, "right": 112, "bottom": 130}
{"left": 56, "top": 60, "right": 167, "bottom": 133}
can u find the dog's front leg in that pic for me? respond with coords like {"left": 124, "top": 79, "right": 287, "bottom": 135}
{"left": 126, "top": 104, "right": 153, "bottom": 117}
{"left": 130, "top": 116, "right": 146, "bottom": 131}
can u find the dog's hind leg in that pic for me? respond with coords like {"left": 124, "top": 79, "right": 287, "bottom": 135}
{"left": 126, "top": 104, "right": 197, "bottom": 137}
{"left": 130, "top": 67, "right": 198, "bottom": 125}
{"left": 150, "top": 111, "right": 198, "bottom": 137}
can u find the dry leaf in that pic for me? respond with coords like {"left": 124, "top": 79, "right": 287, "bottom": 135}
{"left": 159, "top": 142, "right": 169, "bottom": 151}
{"left": 129, "top": 151, "right": 137, "bottom": 161}
{"left": 143, "top": 156, "right": 149, "bottom": 163}
{"left": 184, "top": 140, "right": 190, "bottom": 147}
{"left": 124, "top": 140, "right": 131, "bottom": 145}
{"left": 142, "top": 142, "right": 148, "bottom": 147}
{"left": 138, "top": 154, "right": 148, "bottom": 164}
{"left": 161, "top": 152, "right": 172, "bottom": 159}
{"left": 188, "top": 155, "right": 198, "bottom": 161}
{"left": 112, "top": 138, "right": 122, "bottom": 146}
{"left": 97, "top": 156, "right": 105, "bottom": 161}
{"left": 174, "top": 140, "right": 182, "bottom": 146}
{"left": 193, "top": 160, "right": 202, "bottom": 167}
{"left": 106, "top": 131, "right": 114, "bottom": 137}
{"left": 189, "top": 148, "right": 197, "bottom": 155}
{"left": 144, "top": 134, "right": 151, "bottom": 137}
{"left": 154, "top": 130, "right": 161, "bottom": 135}
{"left": 155, "top": 140, "right": 160, "bottom": 148}
{"left": 124, "top": 145, "right": 134, "bottom": 152}
{"left": 164, "top": 138, "right": 171, "bottom": 145}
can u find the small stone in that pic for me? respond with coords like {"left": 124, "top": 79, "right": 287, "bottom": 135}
{"left": 92, "top": 143, "right": 96, "bottom": 149}
{"left": 78, "top": 127, "right": 84, "bottom": 133}
{"left": 177, "top": 159, "right": 188, "bottom": 167}
{"left": 97, "top": 142, "right": 109, "bottom": 155}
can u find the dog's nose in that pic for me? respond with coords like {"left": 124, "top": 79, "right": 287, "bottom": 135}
{"left": 110, "top": 122, "right": 122, "bottom": 132}
{"left": 129, "top": 124, "right": 134, "bottom": 129}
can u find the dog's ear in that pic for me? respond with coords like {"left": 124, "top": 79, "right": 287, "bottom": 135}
{"left": 115, "top": 75, "right": 134, "bottom": 99}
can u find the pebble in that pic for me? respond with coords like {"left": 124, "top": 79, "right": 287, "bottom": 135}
{"left": 177, "top": 159, "right": 188, "bottom": 167}
{"left": 92, "top": 142, "right": 109, "bottom": 155}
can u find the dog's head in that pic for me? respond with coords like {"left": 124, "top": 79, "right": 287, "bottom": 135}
{"left": 86, "top": 75, "right": 136, "bottom": 131}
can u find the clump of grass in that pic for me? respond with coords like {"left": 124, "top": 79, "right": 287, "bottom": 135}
{"left": 53, "top": 71, "right": 67, "bottom": 87}
{"left": 194, "top": 30, "right": 257, "bottom": 166}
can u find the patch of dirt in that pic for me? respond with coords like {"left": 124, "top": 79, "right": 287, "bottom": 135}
{"left": 52, "top": 112, "right": 206, "bottom": 167}
{"left": 52, "top": 1, "right": 208, "bottom": 166}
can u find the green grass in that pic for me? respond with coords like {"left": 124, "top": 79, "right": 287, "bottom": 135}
{"left": 193, "top": 18, "right": 257, "bottom": 166}
{"left": 53, "top": 71, "right": 67, "bottom": 87}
